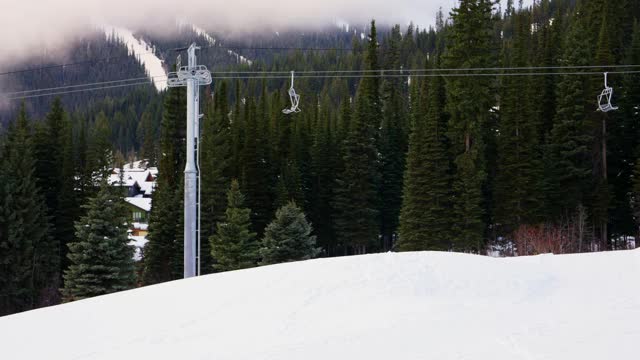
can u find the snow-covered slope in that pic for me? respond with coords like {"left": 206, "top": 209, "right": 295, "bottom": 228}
{"left": 104, "top": 26, "right": 167, "bottom": 91}
{"left": 1, "top": 250, "right": 639, "bottom": 359}
{"left": 189, "top": 24, "right": 253, "bottom": 66}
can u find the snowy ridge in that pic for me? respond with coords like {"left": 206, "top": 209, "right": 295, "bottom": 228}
{"left": 1, "top": 250, "right": 639, "bottom": 359}
{"left": 104, "top": 26, "right": 167, "bottom": 92}
{"left": 185, "top": 23, "right": 253, "bottom": 66}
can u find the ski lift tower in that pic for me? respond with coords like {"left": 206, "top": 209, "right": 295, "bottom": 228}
{"left": 167, "top": 43, "right": 212, "bottom": 278}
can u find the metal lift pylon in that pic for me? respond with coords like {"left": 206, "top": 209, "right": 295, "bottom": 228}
{"left": 167, "top": 44, "right": 212, "bottom": 278}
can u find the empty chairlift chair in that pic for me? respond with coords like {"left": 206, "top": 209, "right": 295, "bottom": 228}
{"left": 598, "top": 72, "right": 619, "bottom": 113}
{"left": 282, "top": 71, "right": 301, "bottom": 114}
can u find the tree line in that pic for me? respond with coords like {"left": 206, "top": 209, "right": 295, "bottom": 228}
{"left": 2, "top": 0, "right": 640, "bottom": 315}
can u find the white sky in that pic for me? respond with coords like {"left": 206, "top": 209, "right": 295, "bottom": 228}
{"left": 0, "top": 1, "right": 529, "bottom": 66}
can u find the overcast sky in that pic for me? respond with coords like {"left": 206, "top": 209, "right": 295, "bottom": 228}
{"left": 0, "top": 0, "right": 529, "bottom": 66}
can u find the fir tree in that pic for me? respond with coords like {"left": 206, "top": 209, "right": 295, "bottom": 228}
{"left": 260, "top": 201, "right": 320, "bottom": 265}
{"left": 88, "top": 112, "right": 114, "bottom": 183}
{"left": 309, "top": 96, "right": 339, "bottom": 255}
{"left": 143, "top": 85, "right": 186, "bottom": 284}
{"left": 210, "top": 180, "right": 258, "bottom": 272}
{"left": 241, "top": 96, "right": 273, "bottom": 236}
{"left": 398, "top": 60, "right": 452, "bottom": 251}
{"left": 333, "top": 20, "right": 381, "bottom": 255}
{"left": 379, "top": 25, "right": 409, "bottom": 251}
{"left": 444, "top": 0, "right": 496, "bottom": 251}
{"left": 200, "top": 82, "right": 232, "bottom": 273}
{"left": 613, "top": 21, "right": 640, "bottom": 237}
{"left": 33, "top": 98, "right": 77, "bottom": 278}
{"left": 545, "top": 14, "right": 593, "bottom": 220}
{"left": 62, "top": 182, "right": 135, "bottom": 301}
{"left": 494, "top": 10, "right": 544, "bottom": 234}
{"left": 0, "top": 105, "right": 56, "bottom": 314}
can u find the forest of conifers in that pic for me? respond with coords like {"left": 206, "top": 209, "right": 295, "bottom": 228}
{"left": 2, "top": 0, "right": 640, "bottom": 315}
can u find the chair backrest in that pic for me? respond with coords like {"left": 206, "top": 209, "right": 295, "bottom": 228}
{"left": 598, "top": 87, "right": 618, "bottom": 112}
{"left": 597, "top": 73, "right": 618, "bottom": 112}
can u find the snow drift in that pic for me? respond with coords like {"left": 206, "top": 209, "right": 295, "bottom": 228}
{"left": 1, "top": 250, "right": 639, "bottom": 359}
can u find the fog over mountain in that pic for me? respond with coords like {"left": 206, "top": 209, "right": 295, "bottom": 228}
{"left": 1, "top": 0, "right": 528, "bottom": 67}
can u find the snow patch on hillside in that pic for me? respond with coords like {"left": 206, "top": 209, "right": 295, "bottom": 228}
{"left": 188, "top": 24, "right": 253, "bottom": 66}
{"left": 104, "top": 26, "right": 167, "bottom": 92}
{"left": 1, "top": 250, "right": 639, "bottom": 359}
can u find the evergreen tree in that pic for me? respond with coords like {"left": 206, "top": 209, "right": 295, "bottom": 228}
{"left": 614, "top": 21, "right": 640, "bottom": 238}
{"left": 379, "top": 25, "right": 409, "bottom": 251}
{"left": 32, "top": 98, "right": 77, "bottom": 278}
{"left": 200, "top": 82, "right": 232, "bottom": 273}
{"left": 333, "top": 21, "right": 381, "bottom": 254}
{"left": 139, "top": 111, "right": 157, "bottom": 166}
{"left": 241, "top": 96, "right": 273, "bottom": 236}
{"left": 444, "top": 0, "right": 496, "bottom": 251}
{"left": 88, "top": 112, "right": 114, "bottom": 182}
{"left": 143, "top": 85, "right": 186, "bottom": 284}
{"left": 398, "top": 60, "right": 453, "bottom": 251}
{"left": 494, "top": 10, "right": 544, "bottom": 234}
{"left": 62, "top": 182, "right": 135, "bottom": 301}
{"left": 260, "top": 201, "right": 320, "bottom": 265}
{"left": 210, "top": 180, "right": 258, "bottom": 272}
{"left": 309, "top": 96, "right": 338, "bottom": 255}
{"left": 0, "top": 105, "right": 57, "bottom": 314}
{"left": 545, "top": 14, "right": 593, "bottom": 221}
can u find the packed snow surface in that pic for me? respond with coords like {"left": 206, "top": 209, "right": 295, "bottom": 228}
{"left": 1, "top": 250, "right": 639, "bottom": 359}
{"left": 104, "top": 26, "right": 167, "bottom": 91}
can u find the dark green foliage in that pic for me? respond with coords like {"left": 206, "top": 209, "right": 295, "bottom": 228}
{"left": 200, "top": 82, "right": 232, "bottom": 273}
{"left": 333, "top": 21, "right": 381, "bottom": 255}
{"left": 309, "top": 97, "right": 339, "bottom": 255}
{"left": 398, "top": 64, "right": 452, "bottom": 251}
{"left": 88, "top": 112, "right": 114, "bottom": 182}
{"left": 210, "top": 180, "right": 258, "bottom": 272}
{"left": 545, "top": 15, "right": 593, "bottom": 218}
{"left": 241, "top": 96, "right": 273, "bottom": 236}
{"left": 260, "top": 201, "right": 320, "bottom": 265}
{"left": 33, "top": 98, "right": 78, "bottom": 279}
{"left": 379, "top": 25, "right": 409, "bottom": 251}
{"left": 143, "top": 86, "right": 186, "bottom": 284}
{"left": 62, "top": 182, "right": 135, "bottom": 301}
{"left": 0, "top": 105, "right": 57, "bottom": 315}
{"left": 615, "top": 22, "right": 640, "bottom": 237}
{"left": 494, "top": 10, "right": 544, "bottom": 233}
{"left": 4, "top": 0, "right": 640, "bottom": 317}
{"left": 444, "top": 0, "right": 496, "bottom": 251}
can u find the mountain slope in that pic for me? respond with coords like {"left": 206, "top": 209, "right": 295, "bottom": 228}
{"left": 1, "top": 250, "right": 638, "bottom": 359}
{"left": 104, "top": 26, "right": 168, "bottom": 91}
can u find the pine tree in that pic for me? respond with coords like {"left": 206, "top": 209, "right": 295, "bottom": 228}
{"left": 398, "top": 59, "right": 453, "bottom": 251}
{"left": 241, "top": 96, "right": 273, "bottom": 236}
{"left": 494, "top": 10, "right": 544, "bottom": 234}
{"left": 210, "top": 180, "right": 258, "bottom": 272}
{"left": 32, "top": 98, "right": 77, "bottom": 279}
{"left": 615, "top": 21, "right": 640, "bottom": 237}
{"left": 444, "top": 0, "right": 496, "bottom": 251}
{"left": 139, "top": 111, "right": 157, "bottom": 166}
{"left": 62, "top": 182, "right": 135, "bottom": 301}
{"left": 309, "top": 96, "right": 338, "bottom": 255}
{"left": 333, "top": 20, "right": 381, "bottom": 255}
{"left": 0, "top": 105, "right": 57, "bottom": 314}
{"left": 260, "top": 201, "right": 320, "bottom": 265}
{"left": 545, "top": 13, "right": 593, "bottom": 221}
{"left": 143, "top": 85, "right": 186, "bottom": 284}
{"left": 379, "top": 25, "right": 409, "bottom": 251}
{"left": 200, "top": 82, "right": 232, "bottom": 273}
